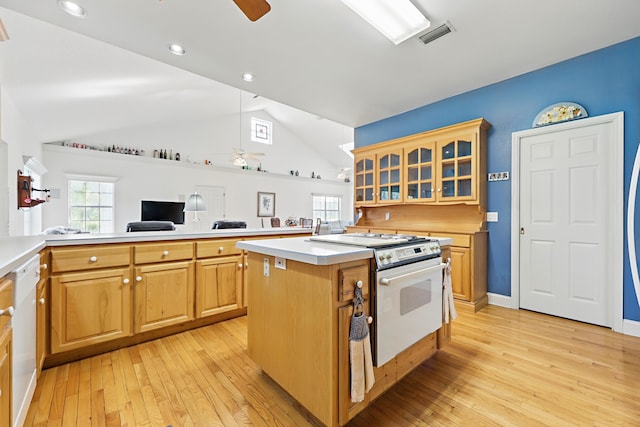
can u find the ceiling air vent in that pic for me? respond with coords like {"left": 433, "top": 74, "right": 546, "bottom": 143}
{"left": 418, "top": 21, "right": 454, "bottom": 45}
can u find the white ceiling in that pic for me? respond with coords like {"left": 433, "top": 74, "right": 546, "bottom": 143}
{"left": 0, "top": 0, "right": 639, "bottom": 155}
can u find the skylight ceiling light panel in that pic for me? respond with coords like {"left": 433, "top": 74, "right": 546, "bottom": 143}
{"left": 340, "top": 0, "right": 431, "bottom": 45}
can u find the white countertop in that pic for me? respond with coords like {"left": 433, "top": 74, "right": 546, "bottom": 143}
{"left": 0, "top": 227, "right": 311, "bottom": 278}
{"left": 237, "top": 236, "right": 454, "bottom": 265}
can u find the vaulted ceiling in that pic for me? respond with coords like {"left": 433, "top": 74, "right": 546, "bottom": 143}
{"left": 0, "top": 0, "right": 639, "bottom": 164}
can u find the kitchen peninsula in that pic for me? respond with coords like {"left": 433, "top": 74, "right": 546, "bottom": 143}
{"left": 237, "top": 235, "right": 453, "bottom": 427}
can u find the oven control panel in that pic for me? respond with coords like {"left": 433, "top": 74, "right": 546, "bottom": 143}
{"left": 373, "top": 241, "right": 441, "bottom": 269}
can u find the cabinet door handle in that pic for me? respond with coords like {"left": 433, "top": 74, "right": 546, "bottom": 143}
{"left": 219, "top": 246, "right": 224, "bottom": 252}
{"left": 0, "top": 306, "right": 14, "bottom": 317}
{"left": 89, "top": 256, "right": 98, "bottom": 262}
{"left": 41, "top": 263, "right": 48, "bottom": 270}
{"left": 238, "top": 263, "right": 243, "bottom": 268}
{"left": 39, "top": 298, "right": 45, "bottom": 305}
{"left": 367, "top": 316, "right": 373, "bottom": 324}
{"left": 123, "top": 278, "right": 130, "bottom": 284}
{"left": 136, "top": 276, "right": 142, "bottom": 282}
{"left": 163, "top": 250, "right": 169, "bottom": 256}
{"left": 356, "top": 280, "right": 363, "bottom": 289}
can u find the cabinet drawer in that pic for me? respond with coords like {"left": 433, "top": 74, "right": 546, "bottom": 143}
{"left": 432, "top": 233, "right": 470, "bottom": 247}
{"left": 134, "top": 242, "right": 194, "bottom": 264}
{"left": 51, "top": 245, "right": 131, "bottom": 273}
{"left": 197, "top": 239, "right": 242, "bottom": 258}
{"left": 338, "top": 265, "right": 370, "bottom": 302}
{"left": 0, "top": 278, "right": 13, "bottom": 332}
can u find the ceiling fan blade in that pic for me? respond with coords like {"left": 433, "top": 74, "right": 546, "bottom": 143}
{"left": 233, "top": 0, "right": 271, "bottom": 21}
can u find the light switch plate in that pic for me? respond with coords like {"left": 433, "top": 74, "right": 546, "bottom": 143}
{"left": 487, "top": 212, "right": 498, "bottom": 222}
{"left": 275, "top": 257, "right": 286, "bottom": 270}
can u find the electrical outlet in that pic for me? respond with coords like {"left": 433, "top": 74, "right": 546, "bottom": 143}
{"left": 385, "top": 212, "right": 390, "bottom": 220}
{"left": 275, "top": 257, "right": 286, "bottom": 270}
{"left": 486, "top": 212, "right": 498, "bottom": 222}
{"left": 488, "top": 172, "right": 510, "bottom": 181}
{"left": 263, "top": 257, "right": 270, "bottom": 277}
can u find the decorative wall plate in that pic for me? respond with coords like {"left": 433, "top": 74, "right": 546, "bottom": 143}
{"left": 532, "top": 102, "right": 588, "bottom": 127}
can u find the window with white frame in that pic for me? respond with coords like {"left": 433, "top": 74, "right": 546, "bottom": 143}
{"left": 313, "top": 194, "right": 342, "bottom": 222}
{"left": 68, "top": 177, "right": 115, "bottom": 233}
{"left": 251, "top": 117, "right": 273, "bottom": 145}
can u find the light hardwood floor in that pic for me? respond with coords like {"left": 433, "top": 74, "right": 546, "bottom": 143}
{"left": 25, "top": 305, "right": 640, "bottom": 426}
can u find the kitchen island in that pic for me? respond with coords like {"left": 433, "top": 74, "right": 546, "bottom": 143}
{"left": 237, "top": 236, "right": 453, "bottom": 427}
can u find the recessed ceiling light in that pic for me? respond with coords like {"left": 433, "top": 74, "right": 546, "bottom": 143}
{"left": 242, "top": 73, "right": 254, "bottom": 82}
{"left": 57, "top": 0, "right": 87, "bottom": 18}
{"left": 168, "top": 44, "right": 186, "bottom": 56}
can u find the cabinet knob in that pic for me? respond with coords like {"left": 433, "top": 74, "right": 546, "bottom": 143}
{"left": 0, "top": 306, "right": 14, "bottom": 317}
{"left": 245, "top": 263, "right": 249, "bottom": 269}
{"left": 238, "top": 263, "right": 243, "bottom": 268}
{"left": 356, "top": 280, "right": 363, "bottom": 289}
{"left": 89, "top": 256, "right": 98, "bottom": 263}
{"left": 219, "top": 246, "right": 224, "bottom": 252}
{"left": 41, "top": 263, "right": 48, "bottom": 270}
{"left": 123, "top": 278, "right": 130, "bottom": 284}
{"left": 136, "top": 276, "right": 142, "bottom": 282}
{"left": 39, "top": 298, "right": 45, "bottom": 305}
{"left": 163, "top": 250, "right": 169, "bottom": 256}
{"left": 0, "top": 388, "right": 2, "bottom": 397}
{"left": 367, "top": 316, "right": 373, "bottom": 324}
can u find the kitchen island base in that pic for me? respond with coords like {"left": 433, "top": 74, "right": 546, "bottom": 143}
{"left": 246, "top": 252, "right": 448, "bottom": 427}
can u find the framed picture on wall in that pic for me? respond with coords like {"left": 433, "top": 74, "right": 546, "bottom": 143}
{"left": 257, "top": 191, "right": 275, "bottom": 217}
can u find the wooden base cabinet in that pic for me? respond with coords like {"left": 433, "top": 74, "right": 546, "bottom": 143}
{"left": 50, "top": 268, "right": 133, "bottom": 353}
{"left": 195, "top": 256, "right": 243, "bottom": 318}
{"left": 134, "top": 261, "right": 194, "bottom": 333}
{"left": 0, "top": 277, "right": 13, "bottom": 427}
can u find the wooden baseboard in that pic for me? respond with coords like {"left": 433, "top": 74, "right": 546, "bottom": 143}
{"left": 43, "top": 308, "right": 247, "bottom": 368}
{"left": 454, "top": 295, "right": 488, "bottom": 313}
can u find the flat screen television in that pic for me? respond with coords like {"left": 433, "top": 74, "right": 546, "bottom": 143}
{"left": 141, "top": 200, "right": 185, "bottom": 224}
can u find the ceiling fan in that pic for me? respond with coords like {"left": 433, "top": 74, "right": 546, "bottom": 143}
{"left": 337, "top": 167, "right": 352, "bottom": 181}
{"left": 233, "top": 0, "right": 271, "bottom": 21}
{"left": 231, "top": 147, "right": 265, "bottom": 167}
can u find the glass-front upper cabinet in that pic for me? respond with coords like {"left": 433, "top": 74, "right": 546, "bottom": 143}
{"left": 438, "top": 136, "right": 475, "bottom": 201}
{"left": 377, "top": 150, "right": 402, "bottom": 203}
{"left": 354, "top": 153, "right": 375, "bottom": 206}
{"left": 405, "top": 141, "right": 435, "bottom": 203}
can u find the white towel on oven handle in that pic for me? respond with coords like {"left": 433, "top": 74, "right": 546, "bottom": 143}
{"left": 443, "top": 258, "right": 457, "bottom": 323}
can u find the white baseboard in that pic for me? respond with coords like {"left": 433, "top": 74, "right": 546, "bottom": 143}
{"left": 487, "top": 292, "right": 513, "bottom": 308}
{"left": 487, "top": 292, "right": 640, "bottom": 338}
{"left": 623, "top": 319, "right": 640, "bottom": 337}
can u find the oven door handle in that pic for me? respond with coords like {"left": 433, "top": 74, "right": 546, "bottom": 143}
{"left": 379, "top": 263, "right": 446, "bottom": 286}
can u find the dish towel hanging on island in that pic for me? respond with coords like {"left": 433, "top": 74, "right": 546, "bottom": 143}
{"left": 443, "top": 258, "right": 457, "bottom": 323}
{"left": 349, "top": 286, "right": 375, "bottom": 403}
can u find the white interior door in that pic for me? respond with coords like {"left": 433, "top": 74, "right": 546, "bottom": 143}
{"left": 517, "top": 117, "right": 619, "bottom": 327}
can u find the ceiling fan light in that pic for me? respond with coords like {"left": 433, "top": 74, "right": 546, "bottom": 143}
{"left": 339, "top": 0, "right": 430, "bottom": 45}
{"left": 233, "top": 156, "right": 247, "bottom": 167}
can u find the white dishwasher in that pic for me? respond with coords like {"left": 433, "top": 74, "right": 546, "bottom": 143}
{"left": 10, "top": 253, "right": 40, "bottom": 427}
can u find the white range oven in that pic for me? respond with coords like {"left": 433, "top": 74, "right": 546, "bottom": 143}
{"left": 309, "top": 233, "right": 445, "bottom": 366}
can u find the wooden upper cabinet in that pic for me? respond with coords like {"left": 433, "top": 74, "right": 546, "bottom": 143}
{"left": 404, "top": 140, "right": 436, "bottom": 203}
{"left": 376, "top": 149, "right": 403, "bottom": 204}
{"left": 352, "top": 118, "right": 490, "bottom": 208}
{"left": 436, "top": 133, "right": 477, "bottom": 203}
{"left": 354, "top": 153, "right": 376, "bottom": 206}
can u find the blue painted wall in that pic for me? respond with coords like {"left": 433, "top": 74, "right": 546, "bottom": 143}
{"left": 355, "top": 37, "right": 640, "bottom": 321}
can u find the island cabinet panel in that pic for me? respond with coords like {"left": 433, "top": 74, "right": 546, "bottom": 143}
{"left": 51, "top": 244, "right": 130, "bottom": 273}
{"left": 134, "top": 261, "right": 194, "bottom": 333}
{"left": 133, "top": 241, "right": 194, "bottom": 264}
{"left": 50, "top": 268, "right": 132, "bottom": 353}
{"left": 195, "top": 256, "right": 242, "bottom": 318}
{"left": 247, "top": 252, "right": 339, "bottom": 427}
